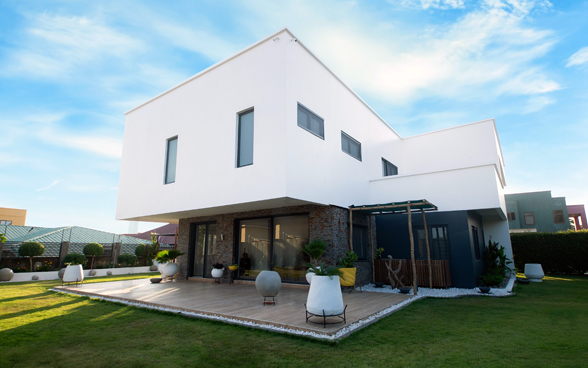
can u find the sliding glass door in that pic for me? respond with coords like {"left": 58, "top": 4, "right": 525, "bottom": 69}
{"left": 236, "top": 214, "right": 309, "bottom": 283}
{"left": 191, "top": 222, "right": 217, "bottom": 278}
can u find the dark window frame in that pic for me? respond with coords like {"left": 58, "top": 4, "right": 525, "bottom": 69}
{"left": 523, "top": 212, "right": 535, "bottom": 225}
{"left": 414, "top": 224, "right": 451, "bottom": 261}
{"left": 507, "top": 212, "right": 516, "bottom": 221}
{"left": 382, "top": 158, "right": 398, "bottom": 176}
{"left": 297, "top": 103, "right": 325, "bottom": 139}
{"left": 237, "top": 108, "right": 254, "bottom": 168}
{"left": 341, "top": 131, "right": 362, "bottom": 161}
{"left": 164, "top": 136, "right": 178, "bottom": 184}
{"left": 553, "top": 210, "right": 565, "bottom": 224}
{"left": 352, "top": 224, "right": 370, "bottom": 261}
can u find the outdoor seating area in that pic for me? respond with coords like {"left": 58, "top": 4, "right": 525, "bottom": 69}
{"left": 53, "top": 279, "right": 412, "bottom": 337}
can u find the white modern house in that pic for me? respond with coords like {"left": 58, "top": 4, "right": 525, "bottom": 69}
{"left": 116, "top": 28, "right": 512, "bottom": 288}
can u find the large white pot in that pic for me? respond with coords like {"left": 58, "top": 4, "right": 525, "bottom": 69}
{"left": 306, "top": 269, "right": 315, "bottom": 285}
{"left": 63, "top": 264, "right": 84, "bottom": 285}
{"left": 306, "top": 275, "right": 345, "bottom": 316}
{"left": 211, "top": 268, "right": 224, "bottom": 278}
{"left": 524, "top": 263, "right": 545, "bottom": 282}
{"left": 161, "top": 262, "right": 179, "bottom": 278}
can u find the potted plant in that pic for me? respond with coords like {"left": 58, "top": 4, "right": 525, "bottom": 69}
{"left": 155, "top": 250, "right": 184, "bottom": 278}
{"left": 305, "top": 262, "right": 344, "bottom": 316}
{"left": 337, "top": 251, "right": 358, "bottom": 288}
{"left": 211, "top": 262, "right": 224, "bottom": 278}
{"left": 302, "top": 239, "right": 327, "bottom": 284}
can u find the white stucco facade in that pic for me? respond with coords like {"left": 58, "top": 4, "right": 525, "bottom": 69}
{"left": 116, "top": 28, "right": 510, "bottom": 251}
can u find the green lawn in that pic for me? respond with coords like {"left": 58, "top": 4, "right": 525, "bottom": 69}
{"left": 1, "top": 274, "right": 587, "bottom": 368}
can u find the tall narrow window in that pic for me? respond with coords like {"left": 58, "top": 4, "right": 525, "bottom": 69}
{"left": 415, "top": 225, "right": 451, "bottom": 260}
{"left": 507, "top": 212, "right": 516, "bottom": 221}
{"left": 341, "top": 131, "right": 361, "bottom": 161}
{"left": 165, "top": 137, "right": 178, "bottom": 184}
{"left": 382, "top": 158, "right": 398, "bottom": 176}
{"left": 352, "top": 224, "right": 369, "bottom": 260}
{"left": 297, "top": 103, "right": 324, "bottom": 139}
{"left": 237, "top": 109, "right": 254, "bottom": 167}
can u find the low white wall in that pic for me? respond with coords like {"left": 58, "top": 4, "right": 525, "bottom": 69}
{"left": 3, "top": 266, "right": 156, "bottom": 282}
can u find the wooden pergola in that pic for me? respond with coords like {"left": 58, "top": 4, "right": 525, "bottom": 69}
{"left": 349, "top": 200, "right": 438, "bottom": 296}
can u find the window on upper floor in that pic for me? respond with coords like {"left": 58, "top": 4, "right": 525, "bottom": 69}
{"left": 382, "top": 158, "right": 398, "bottom": 177}
{"left": 524, "top": 212, "right": 535, "bottom": 225}
{"left": 297, "top": 103, "right": 324, "bottom": 139}
{"left": 553, "top": 210, "right": 565, "bottom": 224}
{"left": 237, "top": 109, "right": 254, "bottom": 168}
{"left": 164, "top": 137, "right": 178, "bottom": 184}
{"left": 341, "top": 131, "right": 361, "bottom": 161}
{"left": 0, "top": 220, "right": 12, "bottom": 225}
{"left": 507, "top": 212, "right": 516, "bottom": 221}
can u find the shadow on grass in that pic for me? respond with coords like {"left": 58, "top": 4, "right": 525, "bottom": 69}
{"left": 0, "top": 296, "right": 86, "bottom": 321}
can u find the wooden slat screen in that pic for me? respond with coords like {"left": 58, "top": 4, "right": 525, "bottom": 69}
{"left": 374, "top": 259, "right": 452, "bottom": 288}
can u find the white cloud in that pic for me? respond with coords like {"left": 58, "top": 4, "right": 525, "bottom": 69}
{"left": 36, "top": 180, "right": 59, "bottom": 191}
{"left": 388, "top": 0, "right": 465, "bottom": 10}
{"left": 521, "top": 95, "right": 556, "bottom": 113}
{"left": 38, "top": 127, "right": 123, "bottom": 159}
{"left": 566, "top": 47, "right": 588, "bottom": 67}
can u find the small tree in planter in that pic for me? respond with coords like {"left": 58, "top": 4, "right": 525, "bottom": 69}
{"left": 155, "top": 250, "right": 184, "bottom": 279}
{"left": 304, "top": 262, "right": 345, "bottom": 317}
{"left": 19, "top": 242, "right": 45, "bottom": 272}
{"left": 83, "top": 242, "right": 104, "bottom": 270}
{"left": 302, "top": 239, "right": 327, "bottom": 284}
{"left": 147, "top": 236, "right": 160, "bottom": 266}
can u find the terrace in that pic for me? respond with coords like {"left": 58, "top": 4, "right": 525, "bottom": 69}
{"left": 54, "top": 279, "right": 412, "bottom": 338}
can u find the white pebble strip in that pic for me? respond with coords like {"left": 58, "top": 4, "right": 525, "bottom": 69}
{"left": 51, "top": 288, "right": 422, "bottom": 341}
{"left": 362, "top": 273, "right": 517, "bottom": 298}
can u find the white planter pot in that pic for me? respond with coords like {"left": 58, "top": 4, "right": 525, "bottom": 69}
{"left": 306, "top": 269, "right": 314, "bottom": 285}
{"left": 211, "top": 268, "right": 224, "bottom": 278}
{"left": 63, "top": 264, "right": 84, "bottom": 284}
{"left": 524, "top": 263, "right": 545, "bottom": 282}
{"left": 306, "top": 275, "right": 344, "bottom": 316}
{"left": 161, "top": 262, "right": 179, "bottom": 278}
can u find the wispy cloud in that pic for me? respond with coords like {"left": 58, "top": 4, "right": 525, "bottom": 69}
{"left": 36, "top": 180, "right": 59, "bottom": 191}
{"left": 521, "top": 95, "right": 556, "bottom": 113}
{"left": 39, "top": 128, "right": 123, "bottom": 159}
{"left": 388, "top": 0, "right": 465, "bottom": 10}
{"left": 566, "top": 47, "right": 588, "bottom": 67}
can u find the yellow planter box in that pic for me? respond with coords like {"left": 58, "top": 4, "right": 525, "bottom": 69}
{"left": 339, "top": 267, "right": 356, "bottom": 287}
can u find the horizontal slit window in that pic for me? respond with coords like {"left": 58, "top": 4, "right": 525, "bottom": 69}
{"left": 297, "top": 103, "right": 324, "bottom": 139}
{"left": 341, "top": 131, "right": 361, "bottom": 161}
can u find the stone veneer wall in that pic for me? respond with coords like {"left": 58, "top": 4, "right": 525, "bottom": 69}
{"left": 177, "top": 204, "right": 376, "bottom": 285}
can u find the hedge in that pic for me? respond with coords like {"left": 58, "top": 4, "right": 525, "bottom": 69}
{"left": 511, "top": 230, "right": 588, "bottom": 274}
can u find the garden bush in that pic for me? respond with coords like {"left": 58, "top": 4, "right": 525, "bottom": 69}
{"left": 118, "top": 254, "right": 138, "bottom": 267}
{"left": 511, "top": 230, "right": 588, "bottom": 274}
{"left": 135, "top": 244, "right": 151, "bottom": 258}
{"left": 64, "top": 253, "right": 88, "bottom": 267}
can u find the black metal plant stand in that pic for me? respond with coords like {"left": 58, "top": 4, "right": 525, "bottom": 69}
{"left": 305, "top": 304, "right": 347, "bottom": 328}
{"left": 263, "top": 296, "right": 276, "bottom": 306}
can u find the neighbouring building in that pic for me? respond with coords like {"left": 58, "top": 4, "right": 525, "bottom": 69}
{"left": 0, "top": 207, "right": 27, "bottom": 226}
{"left": 567, "top": 204, "right": 586, "bottom": 231}
{"left": 0, "top": 224, "right": 151, "bottom": 268}
{"left": 505, "top": 191, "right": 571, "bottom": 233}
{"left": 116, "top": 28, "right": 513, "bottom": 288}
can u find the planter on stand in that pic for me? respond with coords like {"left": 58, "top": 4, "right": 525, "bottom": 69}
{"left": 305, "top": 275, "right": 347, "bottom": 328}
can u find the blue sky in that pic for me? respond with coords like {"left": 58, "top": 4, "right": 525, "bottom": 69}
{"left": 1, "top": 0, "right": 587, "bottom": 233}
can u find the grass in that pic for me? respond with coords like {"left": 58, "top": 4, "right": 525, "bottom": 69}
{"left": 1, "top": 274, "right": 587, "bottom": 367}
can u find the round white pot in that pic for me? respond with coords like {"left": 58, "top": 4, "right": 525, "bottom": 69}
{"left": 306, "top": 275, "right": 344, "bottom": 316}
{"left": 305, "top": 269, "right": 315, "bottom": 285}
{"left": 161, "top": 262, "right": 179, "bottom": 278}
{"left": 211, "top": 268, "right": 224, "bottom": 278}
{"left": 524, "top": 263, "right": 545, "bottom": 282}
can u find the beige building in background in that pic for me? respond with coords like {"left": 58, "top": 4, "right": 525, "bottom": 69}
{"left": 0, "top": 207, "right": 27, "bottom": 226}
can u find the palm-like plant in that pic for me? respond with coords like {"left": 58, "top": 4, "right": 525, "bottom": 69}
{"left": 302, "top": 239, "right": 327, "bottom": 266}
{"left": 304, "top": 261, "right": 342, "bottom": 279}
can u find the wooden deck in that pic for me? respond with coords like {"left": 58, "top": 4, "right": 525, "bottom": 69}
{"left": 54, "top": 279, "right": 412, "bottom": 337}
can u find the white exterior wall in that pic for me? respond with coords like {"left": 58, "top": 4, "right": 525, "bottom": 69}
{"left": 117, "top": 31, "right": 293, "bottom": 221}
{"left": 116, "top": 28, "right": 508, "bottom": 224}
